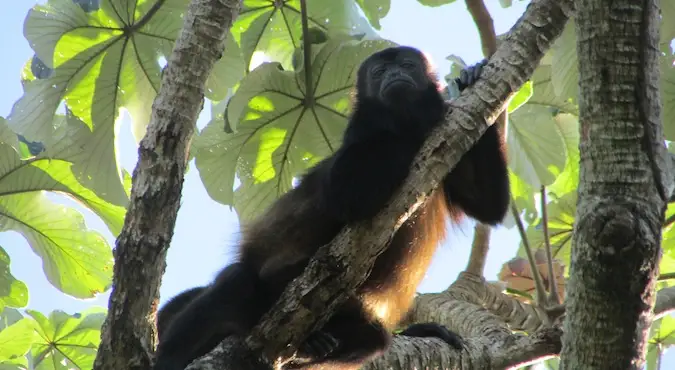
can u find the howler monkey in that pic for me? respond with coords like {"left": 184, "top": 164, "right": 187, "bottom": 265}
{"left": 153, "top": 46, "right": 510, "bottom": 370}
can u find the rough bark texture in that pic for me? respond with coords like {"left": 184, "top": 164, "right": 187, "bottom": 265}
{"left": 93, "top": 1, "right": 242, "bottom": 369}
{"left": 560, "top": 0, "right": 669, "bottom": 369}
{"left": 184, "top": 0, "right": 575, "bottom": 368}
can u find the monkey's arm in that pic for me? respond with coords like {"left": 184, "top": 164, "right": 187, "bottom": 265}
{"left": 321, "top": 135, "right": 417, "bottom": 224}
{"left": 443, "top": 124, "right": 510, "bottom": 225}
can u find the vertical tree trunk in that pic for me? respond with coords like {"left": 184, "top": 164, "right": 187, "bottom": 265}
{"left": 561, "top": 0, "right": 668, "bottom": 368}
{"left": 93, "top": 1, "right": 241, "bottom": 369}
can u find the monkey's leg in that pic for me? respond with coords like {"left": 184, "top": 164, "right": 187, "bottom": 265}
{"left": 156, "top": 286, "right": 205, "bottom": 340}
{"left": 289, "top": 299, "right": 391, "bottom": 369}
{"left": 153, "top": 262, "right": 264, "bottom": 370}
{"left": 398, "top": 322, "right": 464, "bottom": 350}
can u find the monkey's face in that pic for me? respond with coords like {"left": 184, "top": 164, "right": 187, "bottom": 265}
{"left": 357, "top": 47, "right": 435, "bottom": 110}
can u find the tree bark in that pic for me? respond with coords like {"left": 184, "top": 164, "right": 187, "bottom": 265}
{"left": 560, "top": 0, "right": 669, "bottom": 369}
{"left": 93, "top": 1, "right": 242, "bottom": 369}
{"left": 184, "top": 0, "right": 575, "bottom": 368}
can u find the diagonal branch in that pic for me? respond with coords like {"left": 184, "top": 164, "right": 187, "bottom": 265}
{"left": 184, "top": 0, "right": 575, "bottom": 368}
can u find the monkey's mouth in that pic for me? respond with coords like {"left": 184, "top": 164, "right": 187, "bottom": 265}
{"left": 382, "top": 79, "right": 415, "bottom": 93}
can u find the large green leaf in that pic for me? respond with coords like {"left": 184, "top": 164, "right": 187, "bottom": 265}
{"left": 507, "top": 104, "right": 567, "bottom": 187}
{"left": 193, "top": 38, "right": 395, "bottom": 220}
{"left": 647, "top": 315, "right": 675, "bottom": 370}
{"left": 547, "top": 112, "right": 581, "bottom": 197}
{"left": 0, "top": 317, "right": 36, "bottom": 365}
{"left": 26, "top": 308, "right": 105, "bottom": 370}
{"left": 232, "top": 0, "right": 376, "bottom": 71}
{"left": 550, "top": 20, "right": 578, "bottom": 104}
{"left": 661, "top": 56, "right": 675, "bottom": 140}
{"left": 0, "top": 119, "right": 117, "bottom": 298}
{"left": 8, "top": 0, "right": 210, "bottom": 206}
{"left": 0, "top": 247, "right": 29, "bottom": 312}
{"left": 507, "top": 63, "right": 578, "bottom": 189}
{"left": 355, "top": 0, "right": 390, "bottom": 30}
{"left": 0, "top": 307, "right": 30, "bottom": 370}
{"left": 661, "top": 2, "right": 675, "bottom": 52}
{"left": 416, "top": 0, "right": 457, "bottom": 6}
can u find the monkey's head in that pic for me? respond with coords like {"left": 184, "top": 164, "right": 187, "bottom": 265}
{"left": 355, "top": 46, "right": 439, "bottom": 111}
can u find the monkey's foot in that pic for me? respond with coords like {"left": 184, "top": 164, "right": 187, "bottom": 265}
{"left": 398, "top": 322, "right": 464, "bottom": 350}
{"left": 295, "top": 330, "right": 340, "bottom": 362}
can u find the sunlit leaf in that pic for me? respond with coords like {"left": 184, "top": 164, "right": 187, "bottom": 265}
{"left": 232, "top": 0, "right": 376, "bottom": 71}
{"left": 0, "top": 119, "right": 117, "bottom": 298}
{"left": 8, "top": 0, "right": 219, "bottom": 206}
{"left": 355, "top": 0, "right": 390, "bottom": 29}
{"left": 27, "top": 308, "right": 105, "bottom": 369}
{"left": 0, "top": 247, "right": 29, "bottom": 312}
{"left": 550, "top": 20, "right": 578, "bottom": 104}
{"left": 0, "top": 317, "right": 36, "bottom": 364}
{"left": 416, "top": 0, "right": 457, "bottom": 6}
{"left": 508, "top": 80, "right": 533, "bottom": 113}
{"left": 661, "top": 56, "right": 675, "bottom": 140}
{"left": 194, "top": 38, "right": 395, "bottom": 219}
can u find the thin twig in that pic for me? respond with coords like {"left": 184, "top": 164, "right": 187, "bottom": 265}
{"left": 540, "top": 186, "right": 560, "bottom": 304}
{"left": 511, "top": 200, "right": 549, "bottom": 320}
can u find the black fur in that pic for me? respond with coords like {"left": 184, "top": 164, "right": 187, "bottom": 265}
{"left": 153, "top": 47, "right": 510, "bottom": 370}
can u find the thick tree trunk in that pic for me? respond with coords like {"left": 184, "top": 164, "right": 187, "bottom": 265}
{"left": 93, "top": 1, "right": 242, "bottom": 369}
{"left": 560, "top": 0, "right": 668, "bottom": 368}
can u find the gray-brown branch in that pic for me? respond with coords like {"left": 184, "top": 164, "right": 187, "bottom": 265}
{"left": 183, "top": 0, "right": 575, "bottom": 369}
{"left": 93, "top": 0, "right": 242, "bottom": 369}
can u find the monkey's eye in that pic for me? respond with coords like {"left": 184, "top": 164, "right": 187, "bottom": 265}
{"left": 401, "top": 62, "right": 416, "bottom": 69}
{"left": 372, "top": 67, "right": 386, "bottom": 78}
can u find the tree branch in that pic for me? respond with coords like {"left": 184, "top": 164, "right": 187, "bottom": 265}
{"left": 93, "top": 0, "right": 242, "bottom": 369}
{"left": 182, "top": 0, "right": 574, "bottom": 368}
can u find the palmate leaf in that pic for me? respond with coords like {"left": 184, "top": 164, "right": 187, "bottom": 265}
{"left": 8, "top": 0, "right": 239, "bottom": 206}
{"left": 233, "top": 0, "right": 377, "bottom": 71}
{"left": 517, "top": 191, "right": 576, "bottom": 268}
{"left": 0, "top": 309, "right": 36, "bottom": 368}
{"left": 26, "top": 308, "right": 105, "bottom": 370}
{"left": 355, "top": 0, "right": 390, "bottom": 30}
{"left": 0, "top": 118, "right": 119, "bottom": 299}
{"left": 0, "top": 247, "right": 29, "bottom": 312}
{"left": 193, "top": 38, "right": 395, "bottom": 221}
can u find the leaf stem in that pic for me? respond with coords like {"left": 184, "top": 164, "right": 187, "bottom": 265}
{"left": 299, "top": 0, "right": 314, "bottom": 107}
{"left": 511, "top": 200, "right": 549, "bottom": 318}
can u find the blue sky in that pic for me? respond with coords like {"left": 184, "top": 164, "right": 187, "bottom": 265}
{"left": 0, "top": 0, "right": 670, "bottom": 368}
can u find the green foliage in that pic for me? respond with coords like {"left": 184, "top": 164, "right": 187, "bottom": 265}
{"left": 417, "top": 0, "right": 456, "bottom": 7}
{"left": 2, "top": 0, "right": 675, "bottom": 367}
{"left": 0, "top": 117, "right": 121, "bottom": 299}
{"left": 232, "top": 0, "right": 376, "bottom": 71}
{"left": 26, "top": 308, "right": 105, "bottom": 369}
{"left": 9, "top": 0, "right": 194, "bottom": 206}
{"left": 647, "top": 315, "right": 675, "bottom": 370}
{"left": 355, "top": 0, "right": 390, "bottom": 29}
{"left": 193, "top": 38, "right": 395, "bottom": 220}
{"left": 0, "top": 308, "right": 35, "bottom": 368}
{"left": 0, "top": 248, "right": 28, "bottom": 312}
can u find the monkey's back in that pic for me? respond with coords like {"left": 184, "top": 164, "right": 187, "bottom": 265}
{"left": 236, "top": 161, "right": 451, "bottom": 331}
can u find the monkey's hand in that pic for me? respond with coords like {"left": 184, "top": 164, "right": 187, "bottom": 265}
{"left": 397, "top": 322, "right": 464, "bottom": 350}
{"left": 455, "top": 59, "right": 488, "bottom": 92}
